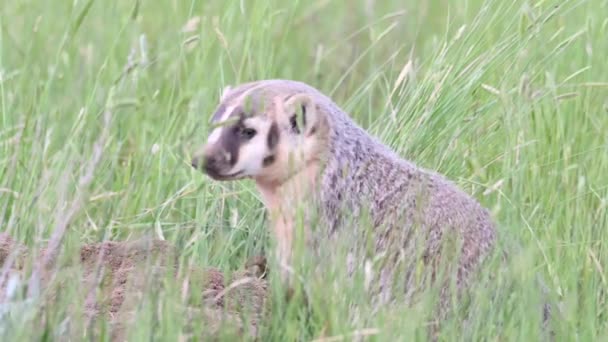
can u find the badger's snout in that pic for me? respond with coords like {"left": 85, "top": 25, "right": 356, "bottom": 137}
{"left": 201, "top": 153, "right": 222, "bottom": 174}
{"left": 191, "top": 145, "right": 235, "bottom": 180}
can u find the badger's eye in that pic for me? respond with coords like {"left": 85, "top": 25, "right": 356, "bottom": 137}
{"left": 240, "top": 127, "right": 257, "bottom": 139}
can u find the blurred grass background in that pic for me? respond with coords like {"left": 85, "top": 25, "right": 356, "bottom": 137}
{"left": 1, "top": 0, "right": 607, "bottom": 340}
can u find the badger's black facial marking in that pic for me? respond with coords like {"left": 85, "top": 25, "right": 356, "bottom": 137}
{"left": 262, "top": 155, "right": 276, "bottom": 167}
{"left": 267, "top": 122, "right": 279, "bottom": 149}
{"left": 216, "top": 111, "right": 246, "bottom": 166}
{"left": 222, "top": 131, "right": 240, "bottom": 166}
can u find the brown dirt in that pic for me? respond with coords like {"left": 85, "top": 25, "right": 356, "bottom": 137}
{"left": 0, "top": 232, "right": 269, "bottom": 341}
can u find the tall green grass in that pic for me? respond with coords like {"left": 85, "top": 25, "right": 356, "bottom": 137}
{"left": 1, "top": 0, "right": 606, "bottom": 340}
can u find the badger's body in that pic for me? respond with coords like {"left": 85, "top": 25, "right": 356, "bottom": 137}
{"left": 191, "top": 79, "right": 497, "bottom": 305}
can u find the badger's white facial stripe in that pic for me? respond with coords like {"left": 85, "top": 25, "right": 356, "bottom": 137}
{"left": 207, "top": 127, "right": 223, "bottom": 144}
{"left": 221, "top": 104, "right": 237, "bottom": 122}
{"left": 220, "top": 85, "right": 232, "bottom": 101}
{"left": 207, "top": 104, "right": 241, "bottom": 145}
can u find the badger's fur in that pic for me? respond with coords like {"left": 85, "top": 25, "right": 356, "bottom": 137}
{"left": 191, "top": 79, "right": 497, "bottom": 309}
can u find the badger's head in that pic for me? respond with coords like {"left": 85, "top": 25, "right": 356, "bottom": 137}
{"left": 191, "top": 81, "right": 329, "bottom": 186}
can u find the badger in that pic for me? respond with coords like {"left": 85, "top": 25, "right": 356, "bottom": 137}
{"left": 191, "top": 79, "right": 497, "bottom": 309}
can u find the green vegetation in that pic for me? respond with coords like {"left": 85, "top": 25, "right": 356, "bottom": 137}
{"left": 1, "top": 0, "right": 606, "bottom": 340}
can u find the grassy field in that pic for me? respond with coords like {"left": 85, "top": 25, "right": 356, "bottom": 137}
{"left": 1, "top": 0, "right": 607, "bottom": 340}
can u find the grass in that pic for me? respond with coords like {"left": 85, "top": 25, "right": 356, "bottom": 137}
{"left": 1, "top": 0, "right": 607, "bottom": 340}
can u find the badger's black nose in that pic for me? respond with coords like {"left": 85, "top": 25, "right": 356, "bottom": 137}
{"left": 203, "top": 155, "right": 217, "bottom": 173}
{"left": 194, "top": 153, "right": 223, "bottom": 176}
{"left": 191, "top": 146, "right": 231, "bottom": 179}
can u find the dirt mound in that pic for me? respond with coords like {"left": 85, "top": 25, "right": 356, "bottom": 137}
{"left": 0, "top": 232, "right": 269, "bottom": 341}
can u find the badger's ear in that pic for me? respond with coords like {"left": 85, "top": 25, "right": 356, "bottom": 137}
{"left": 283, "top": 94, "right": 319, "bottom": 136}
{"left": 220, "top": 85, "right": 232, "bottom": 102}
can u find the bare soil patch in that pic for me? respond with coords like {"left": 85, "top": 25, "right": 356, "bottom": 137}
{"left": 0, "top": 232, "right": 269, "bottom": 341}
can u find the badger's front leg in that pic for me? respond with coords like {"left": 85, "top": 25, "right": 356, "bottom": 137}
{"left": 269, "top": 208, "right": 295, "bottom": 284}
{"left": 273, "top": 201, "right": 315, "bottom": 280}
{"left": 255, "top": 184, "right": 295, "bottom": 290}
{"left": 270, "top": 205, "right": 316, "bottom": 305}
